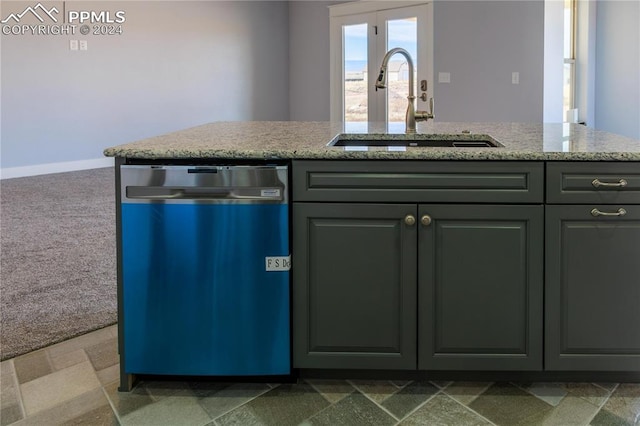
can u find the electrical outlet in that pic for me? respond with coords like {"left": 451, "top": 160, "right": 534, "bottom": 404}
{"left": 70, "top": 40, "right": 78, "bottom": 51}
{"left": 79, "top": 40, "right": 88, "bottom": 51}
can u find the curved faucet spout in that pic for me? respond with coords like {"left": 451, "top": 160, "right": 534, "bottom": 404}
{"left": 375, "top": 47, "right": 432, "bottom": 133}
{"left": 375, "top": 48, "right": 414, "bottom": 99}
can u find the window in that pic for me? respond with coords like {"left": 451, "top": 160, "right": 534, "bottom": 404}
{"left": 563, "top": 0, "right": 576, "bottom": 122}
{"left": 330, "top": 2, "right": 433, "bottom": 132}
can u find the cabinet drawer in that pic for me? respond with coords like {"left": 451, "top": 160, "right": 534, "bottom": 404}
{"left": 293, "top": 161, "right": 543, "bottom": 203}
{"left": 547, "top": 162, "right": 640, "bottom": 204}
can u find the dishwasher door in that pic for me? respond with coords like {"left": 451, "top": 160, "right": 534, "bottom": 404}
{"left": 120, "top": 165, "right": 290, "bottom": 376}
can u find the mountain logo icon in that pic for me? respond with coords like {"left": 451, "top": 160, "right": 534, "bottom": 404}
{"left": 1, "top": 3, "right": 60, "bottom": 24}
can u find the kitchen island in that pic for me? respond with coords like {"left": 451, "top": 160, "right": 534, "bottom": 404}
{"left": 105, "top": 121, "right": 640, "bottom": 389}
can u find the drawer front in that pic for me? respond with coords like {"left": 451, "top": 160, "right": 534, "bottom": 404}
{"left": 547, "top": 162, "right": 640, "bottom": 204}
{"left": 292, "top": 161, "right": 544, "bottom": 203}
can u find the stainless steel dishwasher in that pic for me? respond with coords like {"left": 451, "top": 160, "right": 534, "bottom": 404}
{"left": 119, "top": 164, "right": 290, "bottom": 376}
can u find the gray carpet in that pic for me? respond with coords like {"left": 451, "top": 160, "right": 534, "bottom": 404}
{"left": 0, "top": 167, "right": 116, "bottom": 360}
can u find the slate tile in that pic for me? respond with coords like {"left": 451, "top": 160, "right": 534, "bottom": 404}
{"left": 537, "top": 395, "right": 600, "bottom": 425}
{"left": 1, "top": 360, "right": 21, "bottom": 410}
{"left": 11, "top": 387, "right": 110, "bottom": 426}
{"left": 469, "top": 382, "right": 553, "bottom": 426}
{"left": 215, "top": 382, "right": 329, "bottom": 426}
{"left": 46, "top": 327, "right": 114, "bottom": 359}
{"left": 349, "top": 380, "right": 401, "bottom": 403}
{"left": 96, "top": 363, "right": 120, "bottom": 386}
{"left": 13, "top": 350, "right": 52, "bottom": 384}
{"left": 590, "top": 408, "right": 633, "bottom": 426}
{"left": 431, "top": 381, "right": 454, "bottom": 389}
{"left": 212, "top": 404, "right": 266, "bottom": 426}
{"left": 594, "top": 383, "right": 619, "bottom": 392}
{"left": 138, "top": 380, "right": 195, "bottom": 400}
{"left": 381, "top": 380, "right": 439, "bottom": 419}
{"left": 20, "top": 361, "right": 101, "bottom": 416}
{"left": 598, "top": 383, "right": 640, "bottom": 425}
{"left": 85, "top": 338, "right": 119, "bottom": 372}
{"left": 48, "top": 348, "right": 88, "bottom": 372}
{"left": 524, "top": 382, "right": 568, "bottom": 407}
{"left": 195, "top": 382, "right": 271, "bottom": 419}
{"left": 104, "top": 381, "right": 154, "bottom": 418}
{"left": 119, "top": 395, "right": 211, "bottom": 426}
{"left": 60, "top": 404, "right": 120, "bottom": 426}
{"left": 399, "top": 394, "right": 492, "bottom": 426}
{"left": 304, "top": 379, "right": 355, "bottom": 404}
{"left": 304, "top": 391, "right": 396, "bottom": 426}
{"left": 444, "top": 382, "right": 493, "bottom": 406}
{"left": 562, "top": 383, "right": 612, "bottom": 407}
{"left": 0, "top": 404, "right": 23, "bottom": 426}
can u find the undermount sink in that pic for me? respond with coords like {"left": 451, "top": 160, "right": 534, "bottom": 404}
{"left": 328, "top": 133, "right": 503, "bottom": 148}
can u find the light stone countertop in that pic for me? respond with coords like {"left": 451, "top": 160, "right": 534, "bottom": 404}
{"left": 103, "top": 121, "right": 640, "bottom": 161}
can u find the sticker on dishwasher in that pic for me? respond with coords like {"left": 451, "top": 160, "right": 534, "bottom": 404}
{"left": 261, "top": 189, "right": 281, "bottom": 197}
{"left": 266, "top": 256, "right": 291, "bottom": 271}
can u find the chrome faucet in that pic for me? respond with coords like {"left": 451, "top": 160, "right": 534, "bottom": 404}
{"left": 375, "top": 47, "right": 434, "bottom": 134}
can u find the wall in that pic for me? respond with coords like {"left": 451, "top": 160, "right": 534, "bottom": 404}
{"left": 433, "top": 1, "right": 544, "bottom": 122}
{"left": 1, "top": 1, "right": 289, "bottom": 172}
{"left": 543, "top": 0, "right": 564, "bottom": 123}
{"left": 289, "top": 1, "right": 545, "bottom": 122}
{"left": 289, "top": 1, "right": 341, "bottom": 121}
{"left": 594, "top": 0, "right": 640, "bottom": 139}
{"left": 576, "top": 0, "right": 596, "bottom": 127}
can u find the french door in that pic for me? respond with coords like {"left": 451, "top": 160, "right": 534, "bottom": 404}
{"left": 330, "top": 2, "right": 433, "bottom": 132}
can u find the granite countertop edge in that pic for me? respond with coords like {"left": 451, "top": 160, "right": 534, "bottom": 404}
{"left": 102, "top": 148, "right": 640, "bottom": 162}
{"left": 103, "top": 121, "right": 640, "bottom": 162}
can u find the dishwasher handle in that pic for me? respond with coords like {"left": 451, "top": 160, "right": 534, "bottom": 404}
{"left": 126, "top": 186, "right": 283, "bottom": 201}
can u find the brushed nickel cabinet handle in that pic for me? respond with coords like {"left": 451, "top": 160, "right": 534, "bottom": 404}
{"left": 591, "top": 178, "right": 628, "bottom": 188}
{"left": 590, "top": 208, "right": 627, "bottom": 217}
{"left": 405, "top": 215, "right": 416, "bottom": 226}
{"left": 421, "top": 214, "right": 432, "bottom": 226}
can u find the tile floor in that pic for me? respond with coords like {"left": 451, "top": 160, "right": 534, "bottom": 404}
{"left": 2, "top": 325, "right": 639, "bottom": 426}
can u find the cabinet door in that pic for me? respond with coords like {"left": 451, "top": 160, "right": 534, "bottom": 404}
{"left": 418, "top": 205, "right": 543, "bottom": 370}
{"left": 293, "top": 203, "right": 417, "bottom": 369}
{"left": 546, "top": 205, "right": 640, "bottom": 371}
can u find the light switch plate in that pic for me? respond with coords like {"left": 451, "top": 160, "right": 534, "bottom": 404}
{"left": 438, "top": 72, "right": 451, "bottom": 83}
{"left": 70, "top": 40, "right": 78, "bottom": 51}
{"left": 512, "top": 72, "right": 520, "bottom": 84}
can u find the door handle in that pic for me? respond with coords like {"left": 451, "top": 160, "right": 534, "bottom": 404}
{"left": 591, "top": 178, "right": 627, "bottom": 188}
{"left": 590, "top": 208, "right": 627, "bottom": 217}
{"left": 421, "top": 215, "right": 432, "bottom": 226}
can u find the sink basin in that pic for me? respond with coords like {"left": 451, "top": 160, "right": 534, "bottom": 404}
{"left": 328, "top": 133, "right": 503, "bottom": 148}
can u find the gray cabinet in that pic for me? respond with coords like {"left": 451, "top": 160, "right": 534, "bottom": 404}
{"left": 545, "top": 206, "right": 640, "bottom": 371}
{"left": 292, "top": 203, "right": 417, "bottom": 369}
{"left": 418, "top": 205, "right": 543, "bottom": 370}
{"left": 546, "top": 163, "right": 640, "bottom": 371}
{"left": 292, "top": 161, "right": 545, "bottom": 371}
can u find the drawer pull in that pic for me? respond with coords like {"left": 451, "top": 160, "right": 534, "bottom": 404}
{"left": 591, "top": 178, "right": 628, "bottom": 188}
{"left": 590, "top": 208, "right": 627, "bottom": 217}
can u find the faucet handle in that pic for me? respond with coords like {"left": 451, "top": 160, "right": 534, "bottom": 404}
{"left": 416, "top": 97, "right": 435, "bottom": 121}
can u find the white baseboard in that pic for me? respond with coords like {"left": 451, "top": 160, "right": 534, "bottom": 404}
{"left": 0, "top": 157, "right": 115, "bottom": 179}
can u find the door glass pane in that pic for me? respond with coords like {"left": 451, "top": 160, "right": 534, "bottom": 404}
{"left": 563, "top": 61, "right": 575, "bottom": 121}
{"left": 386, "top": 18, "right": 417, "bottom": 128}
{"left": 343, "top": 24, "right": 368, "bottom": 131}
